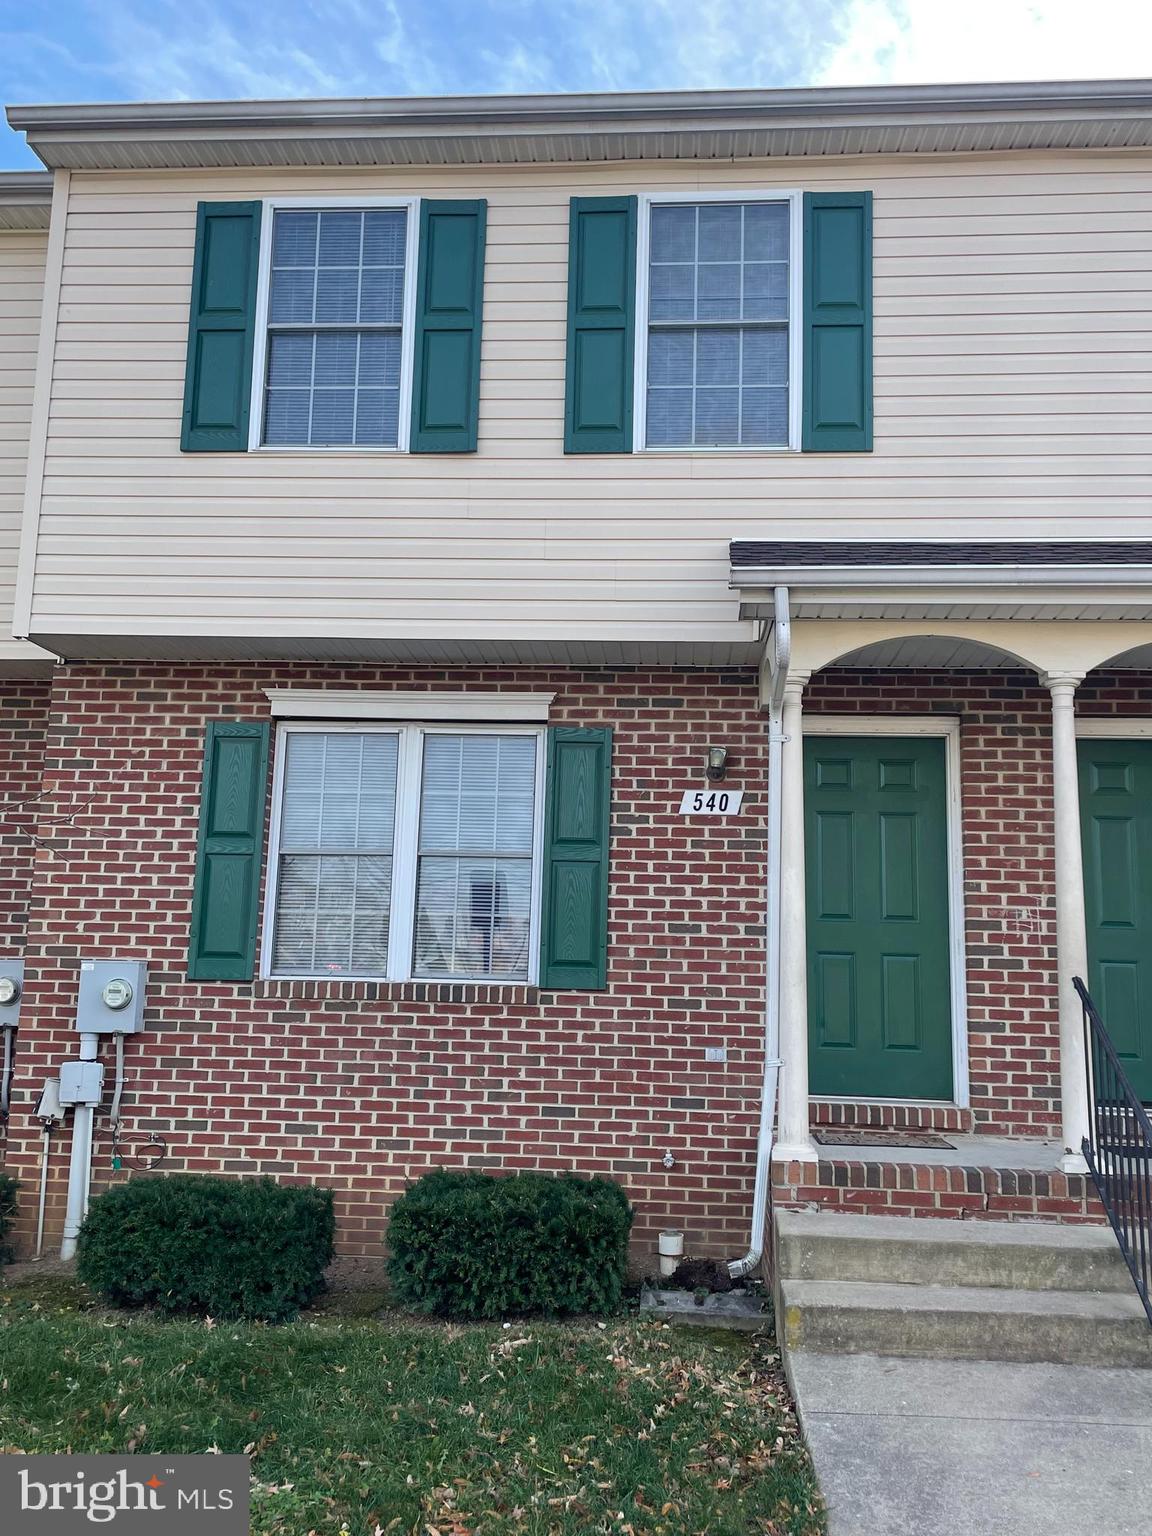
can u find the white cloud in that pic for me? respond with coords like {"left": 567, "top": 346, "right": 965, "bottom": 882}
{"left": 818, "top": 0, "right": 1152, "bottom": 86}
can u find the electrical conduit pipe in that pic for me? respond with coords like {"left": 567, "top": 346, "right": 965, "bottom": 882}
{"left": 729, "top": 586, "right": 790, "bottom": 1281}
{"left": 0, "top": 1024, "right": 13, "bottom": 1122}
{"left": 60, "top": 1032, "right": 98, "bottom": 1261}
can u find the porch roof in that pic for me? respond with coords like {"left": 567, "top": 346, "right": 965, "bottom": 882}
{"left": 730, "top": 540, "right": 1152, "bottom": 624}
{"left": 730, "top": 540, "right": 1152, "bottom": 570}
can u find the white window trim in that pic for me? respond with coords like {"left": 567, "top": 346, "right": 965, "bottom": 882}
{"left": 247, "top": 195, "right": 421, "bottom": 454}
{"left": 633, "top": 187, "right": 803, "bottom": 455}
{"left": 263, "top": 689, "right": 556, "bottom": 722}
{"left": 260, "top": 720, "right": 547, "bottom": 985}
{"left": 802, "top": 714, "right": 970, "bottom": 1110}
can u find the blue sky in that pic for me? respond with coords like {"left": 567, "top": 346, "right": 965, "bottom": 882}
{"left": 2, "top": 0, "right": 1151, "bottom": 168}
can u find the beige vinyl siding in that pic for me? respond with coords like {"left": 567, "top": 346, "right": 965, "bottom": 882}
{"left": 0, "top": 230, "right": 48, "bottom": 649}
{"left": 27, "top": 153, "right": 1152, "bottom": 654}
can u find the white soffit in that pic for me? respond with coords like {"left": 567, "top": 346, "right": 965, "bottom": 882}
{"left": 264, "top": 689, "right": 556, "bottom": 721}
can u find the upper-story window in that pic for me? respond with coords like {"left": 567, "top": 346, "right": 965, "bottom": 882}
{"left": 639, "top": 195, "right": 796, "bottom": 450}
{"left": 257, "top": 202, "right": 416, "bottom": 450}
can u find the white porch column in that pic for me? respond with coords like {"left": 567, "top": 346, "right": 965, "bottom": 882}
{"left": 1044, "top": 671, "right": 1091, "bottom": 1173}
{"left": 775, "top": 671, "right": 818, "bottom": 1164}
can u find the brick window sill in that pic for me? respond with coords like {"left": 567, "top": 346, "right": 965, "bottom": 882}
{"left": 249, "top": 978, "right": 543, "bottom": 1006}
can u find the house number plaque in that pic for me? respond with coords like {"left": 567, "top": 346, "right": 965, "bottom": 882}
{"left": 678, "top": 789, "right": 744, "bottom": 815}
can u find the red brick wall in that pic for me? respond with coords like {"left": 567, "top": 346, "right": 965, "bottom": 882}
{"left": 3, "top": 663, "right": 770, "bottom": 1260}
{"left": 5, "top": 661, "right": 1147, "bottom": 1257}
{"left": 0, "top": 681, "right": 51, "bottom": 952}
{"left": 0, "top": 678, "right": 51, "bottom": 1173}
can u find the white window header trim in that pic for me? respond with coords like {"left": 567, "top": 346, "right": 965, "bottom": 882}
{"left": 263, "top": 689, "right": 556, "bottom": 722}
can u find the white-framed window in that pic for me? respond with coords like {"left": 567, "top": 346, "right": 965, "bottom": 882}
{"left": 249, "top": 197, "right": 420, "bottom": 452}
{"left": 262, "top": 723, "right": 545, "bottom": 983}
{"left": 633, "top": 189, "right": 802, "bottom": 452}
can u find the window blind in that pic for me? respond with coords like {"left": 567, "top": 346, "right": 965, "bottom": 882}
{"left": 271, "top": 731, "right": 399, "bottom": 975}
{"left": 414, "top": 734, "right": 537, "bottom": 981}
{"left": 263, "top": 208, "right": 407, "bottom": 447}
{"left": 646, "top": 201, "right": 789, "bottom": 448}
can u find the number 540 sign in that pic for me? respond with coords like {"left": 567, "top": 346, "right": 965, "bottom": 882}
{"left": 678, "top": 788, "right": 744, "bottom": 816}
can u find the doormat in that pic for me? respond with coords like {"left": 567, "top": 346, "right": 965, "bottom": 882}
{"left": 812, "top": 1128, "right": 955, "bottom": 1150}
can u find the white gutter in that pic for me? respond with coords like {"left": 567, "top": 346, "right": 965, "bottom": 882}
{"left": 10, "top": 77, "right": 1152, "bottom": 134}
{"left": 729, "top": 584, "right": 790, "bottom": 1281}
{"left": 730, "top": 563, "right": 1152, "bottom": 591}
{"left": 0, "top": 171, "right": 52, "bottom": 198}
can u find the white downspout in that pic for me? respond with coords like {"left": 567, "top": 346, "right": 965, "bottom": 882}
{"left": 60, "top": 1032, "right": 98, "bottom": 1261}
{"left": 729, "top": 585, "right": 790, "bottom": 1280}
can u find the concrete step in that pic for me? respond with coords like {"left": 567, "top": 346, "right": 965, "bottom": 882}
{"left": 779, "top": 1278, "right": 1152, "bottom": 1367}
{"left": 776, "top": 1209, "right": 1129, "bottom": 1292}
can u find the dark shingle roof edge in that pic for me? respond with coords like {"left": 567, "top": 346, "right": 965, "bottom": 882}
{"left": 730, "top": 540, "right": 1152, "bottom": 570}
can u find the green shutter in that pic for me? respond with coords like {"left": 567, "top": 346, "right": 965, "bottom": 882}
{"left": 564, "top": 197, "right": 637, "bottom": 453}
{"left": 801, "top": 191, "right": 873, "bottom": 452}
{"left": 181, "top": 201, "right": 262, "bottom": 452}
{"left": 539, "top": 727, "right": 612, "bottom": 990}
{"left": 409, "top": 199, "right": 487, "bottom": 452}
{"left": 188, "top": 721, "right": 270, "bottom": 980}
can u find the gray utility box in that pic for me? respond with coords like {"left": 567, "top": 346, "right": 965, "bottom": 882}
{"left": 59, "top": 1060, "right": 104, "bottom": 1106}
{"left": 77, "top": 959, "right": 147, "bottom": 1035}
{"left": 0, "top": 958, "right": 23, "bottom": 1025}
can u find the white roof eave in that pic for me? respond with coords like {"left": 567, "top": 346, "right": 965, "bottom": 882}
{"left": 10, "top": 78, "right": 1152, "bottom": 170}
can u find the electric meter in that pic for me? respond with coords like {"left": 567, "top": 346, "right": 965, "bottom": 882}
{"left": 101, "top": 977, "right": 134, "bottom": 1011}
{"left": 76, "top": 960, "right": 147, "bottom": 1034}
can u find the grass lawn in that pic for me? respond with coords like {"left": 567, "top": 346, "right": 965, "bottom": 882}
{"left": 0, "top": 1274, "right": 823, "bottom": 1536}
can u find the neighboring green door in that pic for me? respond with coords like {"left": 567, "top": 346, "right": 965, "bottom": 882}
{"left": 805, "top": 736, "right": 954, "bottom": 1099}
{"left": 1079, "top": 738, "right": 1152, "bottom": 1103}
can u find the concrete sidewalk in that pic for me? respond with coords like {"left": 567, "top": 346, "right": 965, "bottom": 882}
{"left": 788, "top": 1353, "right": 1152, "bottom": 1536}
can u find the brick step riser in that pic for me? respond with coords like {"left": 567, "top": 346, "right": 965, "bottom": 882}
{"left": 773, "top": 1159, "right": 1107, "bottom": 1224}
{"left": 810, "top": 1102, "right": 975, "bottom": 1134}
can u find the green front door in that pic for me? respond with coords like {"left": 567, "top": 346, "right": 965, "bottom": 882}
{"left": 1079, "top": 738, "right": 1152, "bottom": 1102}
{"left": 805, "top": 736, "right": 954, "bottom": 1099}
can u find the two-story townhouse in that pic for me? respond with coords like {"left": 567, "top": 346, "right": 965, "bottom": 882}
{"left": 2, "top": 79, "right": 1152, "bottom": 1269}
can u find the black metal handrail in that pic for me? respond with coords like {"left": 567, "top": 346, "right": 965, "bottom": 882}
{"left": 1076, "top": 974, "right": 1152, "bottom": 1325}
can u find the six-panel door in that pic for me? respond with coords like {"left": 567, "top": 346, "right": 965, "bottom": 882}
{"left": 805, "top": 736, "right": 954, "bottom": 1100}
{"left": 1079, "top": 738, "right": 1152, "bottom": 1103}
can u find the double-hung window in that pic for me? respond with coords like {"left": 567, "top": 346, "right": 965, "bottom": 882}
{"left": 267, "top": 725, "right": 542, "bottom": 982}
{"left": 640, "top": 195, "right": 796, "bottom": 450}
{"left": 257, "top": 201, "right": 416, "bottom": 450}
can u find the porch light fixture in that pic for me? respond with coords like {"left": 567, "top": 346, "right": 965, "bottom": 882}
{"left": 706, "top": 746, "right": 728, "bottom": 782}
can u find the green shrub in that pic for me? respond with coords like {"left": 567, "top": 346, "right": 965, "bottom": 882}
{"left": 77, "top": 1174, "right": 334, "bottom": 1322}
{"left": 387, "top": 1169, "right": 633, "bottom": 1320}
{"left": 0, "top": 1171, "right": 17, "bottom": 1263}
